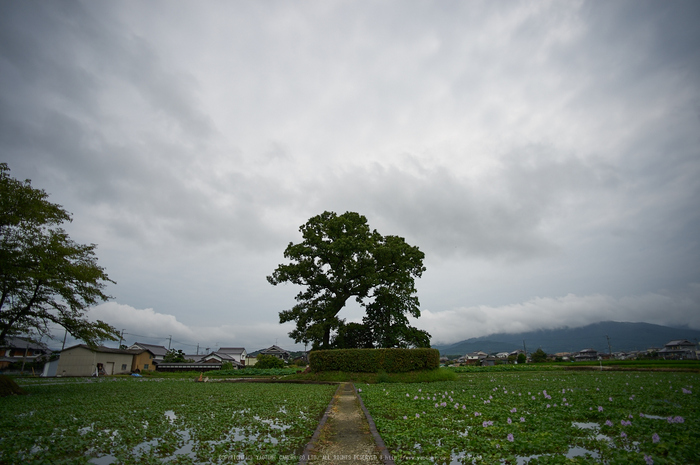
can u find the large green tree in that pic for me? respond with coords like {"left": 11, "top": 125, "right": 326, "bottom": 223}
{"left": 267, "top": 211, "right": 430, "bottom": 350}
{"left": 0, "top": 163, "right": 118, "bottom": 346}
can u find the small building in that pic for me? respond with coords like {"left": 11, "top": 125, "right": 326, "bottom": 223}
{"left": 216, "top": 347, "right": 247, "bottom": 364}
{"left": 41, "top": 358, "right": 60, "bottom": 377}
{"left": 481, "top": 356, "right": 498, "bottom": 367}
{"left": 658, "top": 339, "right": 697, "bottom": 360}
{"left": 57, "top": 345, "right": 139, "bottom": 376}
{"left": 131, "top": 348, "right": 159, "bottom": 372}
{"left": 574, "top": 348, "right": 598, "bottom": 362}
{"left": 462, "top": 351, "right": 488, "bottom": 365}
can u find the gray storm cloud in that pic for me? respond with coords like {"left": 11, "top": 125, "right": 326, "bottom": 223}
{"left": 2, "top": 0, "right": 699, "bottom": 350}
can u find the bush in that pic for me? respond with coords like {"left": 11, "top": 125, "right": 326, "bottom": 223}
{"left": 221, "top": 361, "right": 234, "bottom": 371}
{"left": 309, "top": 348, "right": 439, "bottom": 373}
{"left": 376, "top": 370, "right": 390, "bottom": 383}
{"left": 255, "top": 354, "right": 285, "bottom": 369}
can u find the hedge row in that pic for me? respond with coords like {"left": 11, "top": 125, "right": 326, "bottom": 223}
{"left": 309, "top": 348, "right": 440, "bottom": 373}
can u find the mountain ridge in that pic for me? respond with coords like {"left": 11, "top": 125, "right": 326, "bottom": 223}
{"left": 432, "top": 321, "right": 700, "bottom": 355}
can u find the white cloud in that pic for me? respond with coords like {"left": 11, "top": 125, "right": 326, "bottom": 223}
{"left": 87, "top": 302, "right": 300, "bottom": 353}
{"left": 90, "top": 302, "right": 194, "bottom": 340}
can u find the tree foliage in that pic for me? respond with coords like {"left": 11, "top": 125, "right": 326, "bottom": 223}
{"left": 255, "top": 354, "right": 285, "bottom": 369}
{"left": 268, "top": 211, "right": 430, "bottom": 350}
{"left": 163, "top": 349, "right": 190, "bottom": 363}
{"left": 531, "top": 348, "right": 548, "bottom": 363}
{"left": 0, "top": 163, "right": 118, "bottom": 346}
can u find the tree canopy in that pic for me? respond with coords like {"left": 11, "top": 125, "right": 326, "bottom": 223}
{"left": 267, "top": 211, "right": 430, "bottom": 350}
{"left": 255, "top": 354, "right": 285, "bottom": 369}
{"left": 162, "top": 349, "right": 192, "bottom": 363}
{"left": 0, "top": 163, "right": 118, "bottom": 346}
{"left": 531, "top": 348, "right": 548, "bottom": 363}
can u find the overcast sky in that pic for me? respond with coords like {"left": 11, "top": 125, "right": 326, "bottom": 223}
{"left": 2, "top": 0, "right": 699, "bottom": 353}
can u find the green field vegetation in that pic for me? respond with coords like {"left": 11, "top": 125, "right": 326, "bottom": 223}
{"left": 445, "top": 360, "right": 700, "bottom": 374}
{"left": 205, "top": 367, "right": 302, "bottom": 378}
{"left": 0, "top": 378, "right": 336, "bottom": 464}
{"left": 357, "top": 371, "right": 699, "bottom": 464}
{"left": 563, "top": 360, "right": 700, "bottom": 370}
{"left": 448, "top": 365, "right": 564, "bottom": 373}
{"left": 286, "top": 367, "right": 456, "bottom": 384}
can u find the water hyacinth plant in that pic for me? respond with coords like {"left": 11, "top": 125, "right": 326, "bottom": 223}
{"left": 0, "top": 378, "right": 336, "bottom": 464}
{"left": 357, "top": 371, "right": 699, "bottom": 464}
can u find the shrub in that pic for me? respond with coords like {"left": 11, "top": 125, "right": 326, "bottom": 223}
{"left": 309, "top": 348, "right": 439, "bottom": 373}
{"left": 255, "top": 354, "right": 285, "bottom": 369}
{"left": 221, "top": 361, "right": 234, "bottom": 371}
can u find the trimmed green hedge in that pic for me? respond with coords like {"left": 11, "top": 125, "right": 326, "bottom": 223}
{"left": 309, "top": 348, "right": 439, "bottom": 373}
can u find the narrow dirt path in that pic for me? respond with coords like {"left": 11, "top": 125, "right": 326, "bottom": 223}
{"left": 303, "top": 383, "right": 387, "bottom": 465}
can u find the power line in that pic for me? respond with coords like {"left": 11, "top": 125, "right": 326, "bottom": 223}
{"left": 171, "top": 340, "right": 199, "bottom": 348}
{"left": 122, "top": 332, "right": 168, "bottom": 341}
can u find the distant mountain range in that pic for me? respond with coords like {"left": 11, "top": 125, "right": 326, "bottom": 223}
{"left": 432, "top": 321, "right": 700, "bottom": 356}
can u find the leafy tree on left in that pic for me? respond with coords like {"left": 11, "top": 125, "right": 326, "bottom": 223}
{"left": 0, "top": 163, "right": 119, "bottom": 346}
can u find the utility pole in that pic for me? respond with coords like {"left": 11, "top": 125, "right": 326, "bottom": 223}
{"left": 168, "top": 335, "right": 172, "bottom": 350}
{"left": 61, "top": 328, "right": 68, "bottom": 351}
{"left": 523, "top": 340, "right": 527, "bottom": 356}
{"left": 118, "top": 329, "right": 125, "bottom": 349}
{"left": 606, "top": 335, "right": 612, "bottom": 358}
{"left": 196, "top": 343, "right": 199, "bottom": 355}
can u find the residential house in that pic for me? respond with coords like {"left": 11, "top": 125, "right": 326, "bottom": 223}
{"left": 481, "top": 356, "right": 498, "bottom": 367}
{"left": 461, "top": 351, "right": 488, "bottom": 365}
{"left": 0, "top": 336, "right": 51, "bottom": 370}
{"left": 259, "top": 345, "right": 290, "bottom": 361}
{"left": 56, "top": 345, "right": 140, "bottom": 376}
{"left": 216, "top": 347, "right": 247, "bottom": 364}
{"left": 131, "top": 348, "right": 160, "bottom": 372}
{"left": 128, "top": 343, "right": 168, "bottom": 364}
{"left": 574, "top": 348, "right": 598, "bottom": 362}
{"left": 200, "top": 350, "right": 245, "bottom": 369}
{"left": 658, "top": 339, "right": 697, "bottom": 360}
